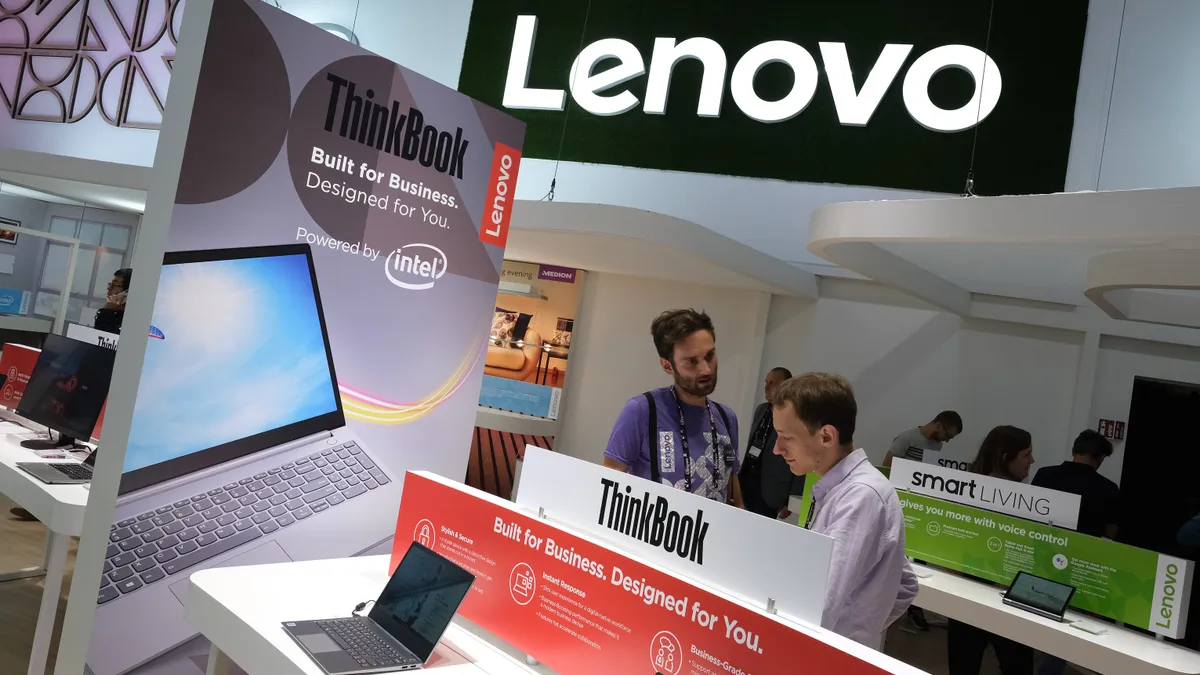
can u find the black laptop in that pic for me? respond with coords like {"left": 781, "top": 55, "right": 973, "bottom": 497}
{"left": 283, "top": 542, "right": 475, "bottom": 674}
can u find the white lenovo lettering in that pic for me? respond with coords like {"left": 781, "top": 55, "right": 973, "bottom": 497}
{"left": 503, "top": 15, "right": 1002, "bottom": 133}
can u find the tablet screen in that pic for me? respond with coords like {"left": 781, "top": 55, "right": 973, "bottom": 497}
{"left": 1005, "top": 571, "right": 1074, "bottom": 617}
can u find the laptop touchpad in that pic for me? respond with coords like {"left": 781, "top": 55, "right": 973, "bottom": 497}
{"left": 169, "top": 540, "right": 293, "bottom": 606}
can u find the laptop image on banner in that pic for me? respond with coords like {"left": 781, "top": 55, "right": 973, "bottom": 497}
{"left": 86, "top": 245, "right": 405, "bottom": 675}
{"left": 283, "top": 541, "right": 475, "bottom": 674}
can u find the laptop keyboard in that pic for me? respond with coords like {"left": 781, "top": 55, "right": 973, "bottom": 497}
{"left": 98, "top": 442, "right": 389, "bottom": 605}
{"left": 48, "top": 463, "right": 93, "bottom": 480}
{"left": 315, "top": 618, "right": 420, "bottom": 670}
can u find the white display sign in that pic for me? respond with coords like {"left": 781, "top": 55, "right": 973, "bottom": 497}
{"left": 891, "top": 458, "right": 1080, "bottom": 529}
{"left": 517, "top": 447, "right": 833, "bottom": 626}
{"left": 920, "top": 449, "right": 971, "bottom": 472}
{"left": 65, "top": 323, "right": 118, "bottom": 350}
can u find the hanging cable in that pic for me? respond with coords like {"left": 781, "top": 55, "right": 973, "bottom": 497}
{"left": 541, "top": 0, "right": 595, "bottom": 202}
{"left": 962, "top": 0, "right": 996, "bottom": 197}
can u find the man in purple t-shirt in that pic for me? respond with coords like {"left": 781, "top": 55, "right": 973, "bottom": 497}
{"left": 602, "top": 309, "right": 743, "bottom": 506}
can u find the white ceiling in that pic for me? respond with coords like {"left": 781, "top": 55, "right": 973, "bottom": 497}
{"left": 809, "top": 187, "right": 1200, "bottom": 328}
{"left": 0, "top": 171, "right": 146, "bottom": 213}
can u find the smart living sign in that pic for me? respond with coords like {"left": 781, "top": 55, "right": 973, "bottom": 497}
{"left": 458, "top": 0, "right": 1089, "bottom": 195}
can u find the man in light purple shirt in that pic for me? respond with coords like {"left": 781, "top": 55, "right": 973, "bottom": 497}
{"left": 604, "top": 309, "right": 743, "bottom": 506}
{"left": 771, "top": 372, "right": 918, "bottom": 648}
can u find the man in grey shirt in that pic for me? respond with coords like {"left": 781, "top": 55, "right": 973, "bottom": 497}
{"left": 882, "top": 410, "right": 962, "bottom": 632}
{"left": 882, "top": 411, "right": 962, "bottom": 467}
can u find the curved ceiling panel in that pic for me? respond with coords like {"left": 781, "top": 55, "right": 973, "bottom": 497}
{"left": 809, "top": 186, "right": 1200, "bottom": 325}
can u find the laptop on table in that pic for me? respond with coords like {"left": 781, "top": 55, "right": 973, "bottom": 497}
{"left": 13, "top": 332, "right": 115, "bottom": 459}
{"left": 1002, "top": 571, "right": 1075, "bottom": 622}
{"left": 85, "top": 245, "right": 405, "bottom": 675}
{"left": 284, "top": 542, "right": 475, "bottom": 674}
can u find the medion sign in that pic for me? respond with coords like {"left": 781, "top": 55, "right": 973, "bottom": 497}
{"left": 504, "top": 15, "right": 1000, "bottom": 133}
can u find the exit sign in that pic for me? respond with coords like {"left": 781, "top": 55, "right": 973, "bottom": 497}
{"left": 1098, "top": 419, "right": 1125, "bottom": 440}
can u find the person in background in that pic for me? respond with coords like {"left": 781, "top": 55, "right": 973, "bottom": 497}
{"left": 94, "top": 268, "right": 131, "bottom": 334}
{"left": 604, "top": 309, "right": 744, "bottom": 507}
{"left": 1032, "top": 430, "right": 1118, "bottom": 538}
{"left": 1030, "top": 430, "right": 1119, "bottom": 675}
{"left": 10, "top": 268, "right": 133, "bottom": 523}
{"left": 948, "top": 426, "right": 1036, "bottom": 675}
{"left": 740, "top": 366, "right": 805, "bottom": 519}
{"left": 882, "top": 410, "right": 963, "bottom": 467}
{"left": 771, "top": 372, "right": 917, "bottom": 648}
{"left": 884, "top": 410, "right": 962, "bottom": 630}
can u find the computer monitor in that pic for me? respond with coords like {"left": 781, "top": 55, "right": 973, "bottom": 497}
{"left": 16, "top": 333, "right": 117, "bottom": 449}
{"left": 119, "top": 244, "right": 344, "bottom": 495}
{"left": 369, "top": 542, "right": 476, "bottom": 663}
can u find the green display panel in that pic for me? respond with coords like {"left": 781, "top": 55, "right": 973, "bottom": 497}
{"left": 792, "top": 471, "right": 1192, "bottom": 637}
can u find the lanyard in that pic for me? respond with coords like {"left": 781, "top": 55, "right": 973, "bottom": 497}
{"left": 671, "top": 389, "right": 721, "bottom": 494}
{"left": 804, "top": 497, "right": 818, "bottom": 529}
{"left": 751, "top": 408, "right": 773, "bottom": 450}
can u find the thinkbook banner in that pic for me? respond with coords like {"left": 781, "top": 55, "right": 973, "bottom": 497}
{"left": 517, "top": 447, "right": 833, "bottom": 625}
{"left": 392, "top": 471, "right": 922, "bottom": 675}
{"left": 78, "top": 1, "right": 525, "bottom": 674}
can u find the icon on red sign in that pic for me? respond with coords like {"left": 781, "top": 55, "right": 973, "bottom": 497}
{"left": 509, "top": 562, "right": 536, "bottom": 606}
{"left": 650, "top": 631, "right": 682, "bottom": 675}
{"left": 414, "top": 519, "right": 436, "bottom": 549}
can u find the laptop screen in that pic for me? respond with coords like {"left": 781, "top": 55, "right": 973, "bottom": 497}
{"left": 16, "top": 334, "right": 116, "bottom": 441}
{"left": 1005, "top": 571, "right": 1074, "bottom": 617}
{"left": 119, "top": 245, "right": 344, "bottom": 495}
{"left": 369, "top": 542, "right": 475, "bottom": 662}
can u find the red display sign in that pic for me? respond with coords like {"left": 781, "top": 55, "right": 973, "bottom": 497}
{"left": 392, "top": 473, "right": 894, "bottom": 675}
{"left": 1097, "top": 418, "right": 1125, "bottom": 440}
{"left": 0, "top": 342, "right": 39, "bottom": 409}
{"left": 480, "top": 142, "right": 521, "bottom": 248}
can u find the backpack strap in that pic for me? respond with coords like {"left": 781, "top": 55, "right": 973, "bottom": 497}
{"left": 644, "top": 392, "right": 660, "bottom": 484}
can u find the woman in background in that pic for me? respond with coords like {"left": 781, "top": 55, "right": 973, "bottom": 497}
{"left": 947, "top": 425, "right": 1036, "bottom": 675}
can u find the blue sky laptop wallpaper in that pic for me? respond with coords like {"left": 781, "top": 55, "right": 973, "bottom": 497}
{"left": 123, "top": 253, "right": 339, "bottom": 473}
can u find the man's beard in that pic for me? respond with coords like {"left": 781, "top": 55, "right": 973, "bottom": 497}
{"left": 676, "top": 371, "right": 717, "bottom": 398}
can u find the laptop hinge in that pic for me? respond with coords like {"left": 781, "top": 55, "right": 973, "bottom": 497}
{"left": 118, "top": 430, "right": 335, "bottom": 505}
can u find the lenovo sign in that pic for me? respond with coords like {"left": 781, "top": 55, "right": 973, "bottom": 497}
{"left": 505, "top": 16, "right": 1001, "bottom": 133}
{"left": 459, "top": 0, "right": 1088, "bottom": 195}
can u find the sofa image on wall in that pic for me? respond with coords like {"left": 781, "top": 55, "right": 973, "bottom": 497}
{"left": 486, "top": 309, "right": 542, "bottom": 382}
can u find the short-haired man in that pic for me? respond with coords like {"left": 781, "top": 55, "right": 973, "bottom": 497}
{"left": 740, "top": 367, "right": 804, "bottom": 519}
{"left": 1032, "top": 430, "right": 1119, "bottom": 539}
{"left": 604, "top": 309, "right": 743, "bottom": 506}
{"left": 882, "top": 410, "right": 963, "bottom": 467}
{"left": 1030, "top": 429, "right": 1120, "bottom": 675}
{"left": 772, "top": 372, "right": 917, "bottom": 648}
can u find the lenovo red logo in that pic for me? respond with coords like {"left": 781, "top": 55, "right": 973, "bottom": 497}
{"left": 480, "top": 142, "right": 521, "bottom": 247}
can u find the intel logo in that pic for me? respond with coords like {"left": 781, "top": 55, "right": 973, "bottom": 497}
{"left": 0, "top": 295, "right": 13, "bottom": 305}
{"left": 385, "top": 244, "right": 447, "bottom": 291}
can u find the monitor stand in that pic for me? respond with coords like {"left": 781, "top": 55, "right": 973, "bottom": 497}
{"left": 20, "top": 431, "right": 77, "bottom": 450}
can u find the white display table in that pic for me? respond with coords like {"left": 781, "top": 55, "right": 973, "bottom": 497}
{"left": 913, "top": 564, "right": 1200, "bottom": 675}
{"left": 0, "top": 416, "right": 90, "bottom": 675}
{"left": 185, "top": 555, "right": 552, "bottom": 675}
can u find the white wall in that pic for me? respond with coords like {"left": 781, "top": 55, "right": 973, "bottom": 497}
{"left": 555, "top": 272, "right": 770, "bottom": 465}
{"left": 761, "top": 280, "right": 1084, "bottom": 473}
{"left": 0, "top": 192, "right": 50, "bottom": 292}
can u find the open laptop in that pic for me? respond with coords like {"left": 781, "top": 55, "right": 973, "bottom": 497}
{"left": 85, "top": 245, "right": 405, "bottom": 675}
{"left": 1002, "top": 571, "right": 1075, "bottom": 622}
{"left": 14, "top": 332, "right": 115, "bottom": 452}
{"left": 18, "top": 449, "right": 97, "bottom": 484}
{"left": 284, "top": 542, "right": 475, "bottom": 674}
